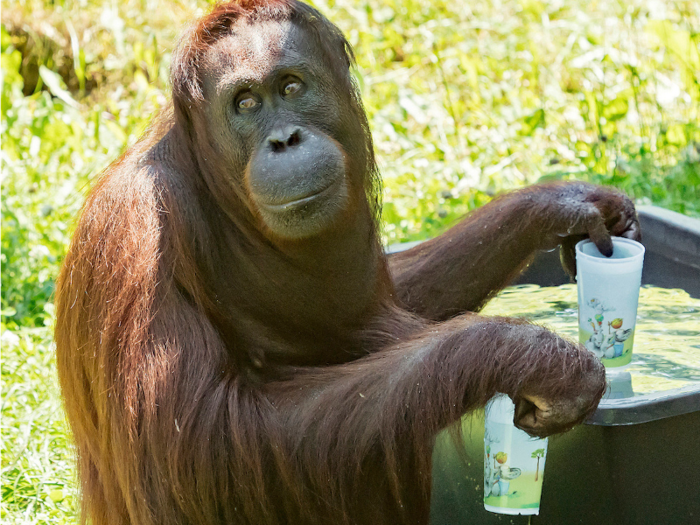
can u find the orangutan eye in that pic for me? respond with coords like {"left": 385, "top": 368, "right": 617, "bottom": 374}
{"left": 236, "top": 93, "right": 260, "bottom": 113}
{"left": 281, "top": 78, "right": 303, "bottom": 97}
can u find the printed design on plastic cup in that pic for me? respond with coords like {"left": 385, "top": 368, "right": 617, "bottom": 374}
{"left": 484, "top": 449, "right": 522, "bottom": 498}
{"left": 581, "top": 298, "right": 634, "bottom": 361}
{"left": 483, "top": 413, "right": 548, "bottom": 514}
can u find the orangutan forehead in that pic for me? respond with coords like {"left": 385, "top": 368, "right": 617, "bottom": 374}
{"left": 202, "top": 20, "right": 317, "bottom": 93}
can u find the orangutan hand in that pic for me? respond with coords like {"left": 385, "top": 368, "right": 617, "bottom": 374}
{"left": 534, "top": 182, "right": 641, "bottom": 278}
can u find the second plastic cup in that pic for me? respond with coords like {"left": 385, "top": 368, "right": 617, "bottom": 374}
{"left": 575, "top": 237, "right": 645, "bottom": 368}
{"left": 484, "top": 395, "right": 548, "bottom": 515}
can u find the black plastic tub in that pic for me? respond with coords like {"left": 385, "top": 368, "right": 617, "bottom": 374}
{"left": 399, "top": 205, "right": 700, "bottom": 525}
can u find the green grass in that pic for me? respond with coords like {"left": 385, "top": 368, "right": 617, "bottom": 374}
{"left": 2, "top": 0, "right": 699, "bottom": 523}
{"left": 2, "top": 329, "right": 77, "bottom": 523}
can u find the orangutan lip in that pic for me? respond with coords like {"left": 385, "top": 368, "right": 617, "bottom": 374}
{"left": 258, "top": 178, "right": 342, "bottom": 212}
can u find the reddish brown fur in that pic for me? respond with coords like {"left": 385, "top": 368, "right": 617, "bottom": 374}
{"left": 54, "top": 2, "right": 640, "bottom": 524}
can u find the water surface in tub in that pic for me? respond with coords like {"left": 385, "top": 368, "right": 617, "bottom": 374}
{"left": 480, "top": 284, "right": 700, "bottom": 394}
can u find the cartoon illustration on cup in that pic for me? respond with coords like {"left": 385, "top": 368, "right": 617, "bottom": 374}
{"left": 484, "top": 395, "right": 548, "bottom": 515}
{"left": 485, "top": 450, "right": 522, "bottom": 497}
{"left": 581, "top": 298, "right": 634, "bottom": 361}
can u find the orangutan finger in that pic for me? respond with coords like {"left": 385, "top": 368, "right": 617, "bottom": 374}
{"left": 587, "top": 216, "right": 613, "bottom": 257}
{"left": 620, "top": 217, "right": 642, "bottom": 242}
{"left": 559, "top": 235, "right": 585, "bottom": 279}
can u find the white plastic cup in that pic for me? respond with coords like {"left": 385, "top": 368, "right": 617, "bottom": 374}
{"left": 484, "top": 395, "right": 548, "bottom": 515}
{"left": 575, "top": 237, "right": 645, "bottom": 368}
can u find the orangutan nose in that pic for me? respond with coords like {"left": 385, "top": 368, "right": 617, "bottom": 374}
{"left": 267, "top": 126, "right": 302, "bottom": 152}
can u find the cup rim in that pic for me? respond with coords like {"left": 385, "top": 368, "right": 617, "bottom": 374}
{"left": 575, "top": 237, "right": 645, "bottom": 263}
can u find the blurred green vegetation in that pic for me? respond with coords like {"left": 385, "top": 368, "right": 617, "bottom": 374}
{"left": 2, "top": 0, "right": 699, "bottom": 523}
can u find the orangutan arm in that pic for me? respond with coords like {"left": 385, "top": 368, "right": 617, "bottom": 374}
{"left": 388, "top": 182, "right": 640, "bottom": 320}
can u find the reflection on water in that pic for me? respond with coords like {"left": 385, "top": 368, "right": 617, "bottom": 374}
{"left": 481, "top": 284, "right": 700, "bottom": 395}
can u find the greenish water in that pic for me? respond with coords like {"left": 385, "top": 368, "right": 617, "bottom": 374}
{"left": 481, "top": 284, "right": 700, "bottom": 394}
